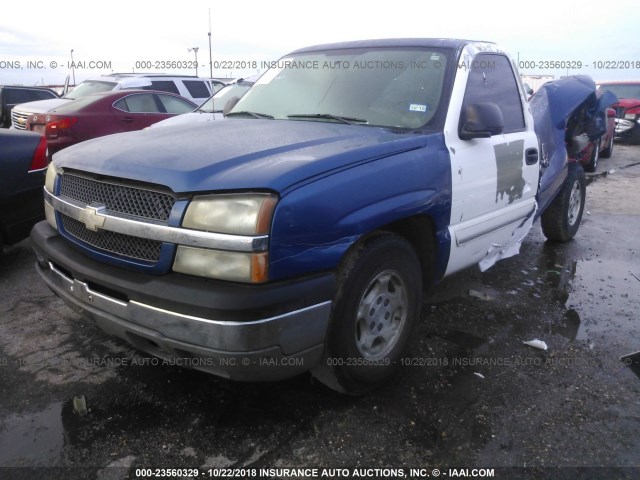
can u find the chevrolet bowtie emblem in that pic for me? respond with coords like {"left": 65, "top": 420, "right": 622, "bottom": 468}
{"left": 81, "top": 206, "right": 106, "bottom": 232}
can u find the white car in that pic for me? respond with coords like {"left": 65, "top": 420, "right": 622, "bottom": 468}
{"left": 149, "top": 76, "right": 258, "bottom": 129}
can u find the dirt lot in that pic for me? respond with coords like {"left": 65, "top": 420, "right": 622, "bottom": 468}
{"left": 1, "top": 144, "right": 639, "bottom": 480}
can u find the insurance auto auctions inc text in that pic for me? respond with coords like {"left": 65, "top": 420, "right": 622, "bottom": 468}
{"left": 215, "top": 467, "right": 495, "bottom": 478}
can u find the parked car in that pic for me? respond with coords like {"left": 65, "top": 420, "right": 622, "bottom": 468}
{"left": 207, "top": 79, "right": 229, "bottom": 94}
{"left": 26, "top": 90, "right": 196, "bottom": 156}
{"left": 0, "top": 130, "right": 48, "bottom": 253}
{"left": 11, "top": 74, "right": 211, "bottom": 129}
{"left": 568, "top": 106, "right": 616, "bottom": 172}
{"left": 33, "top": 39, "right": 602, "bottom": 394}
{"left": 597, "top": 81, "right": 640, "bottom": 144}
{"left": 149, "top": 76, "right": 258, "bottom": 129}
{"left": 0, "top": 85, "right": 58, "bottom": 128}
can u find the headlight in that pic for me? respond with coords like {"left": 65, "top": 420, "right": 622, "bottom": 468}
{"left": 173, "top": 247, "right": 268, "bottom": 283}
{"left": 176, "top": 193, "right": 277, "bottom": 283}
{"left": 182, "top": 193, "right": 277, "bottom": 235}
{"left": 45, "top": 162, "right": 59, "bottom": 193}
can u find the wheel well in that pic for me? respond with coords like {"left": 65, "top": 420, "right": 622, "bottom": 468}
{"left": 379, "top": 215, "right": 437, "bottom": 291}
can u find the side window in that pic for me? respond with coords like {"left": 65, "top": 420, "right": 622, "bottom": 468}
{"left": 113, "top": 98, "right": 129, "bottom": 112}
{"left": 183, "top": 80, "right": 210, "bottom": 99}
{"left": 114, "top": 94, "right": 161, "bottom": 113}
{"left": 155, "top": 94, "right": 195, "bottom": 114}
{"left": 461, "top": 54, "right": 525, "bottom": 133}
{"left": 149, "top": 81, "right": 180, "bottom": 95}
{"left": 34, "top": 90, "right": 57, "bottom": 100}
{"left": 5, "top": 89, "right": 34, "bottom": 105}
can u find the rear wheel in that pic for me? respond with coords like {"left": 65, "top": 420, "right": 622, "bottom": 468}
{"left": 584, "top": 139, "right": 600, "bottom": 172}
{"left": 541, "top": 163, "right": 586, "bottom": 242}
{"left": 311, "top": 233, "right": 422, "bottom": 395}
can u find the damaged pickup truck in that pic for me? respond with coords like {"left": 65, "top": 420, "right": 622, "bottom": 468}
{"left": 31, "top": 39, "right": 614, "bottom": 394}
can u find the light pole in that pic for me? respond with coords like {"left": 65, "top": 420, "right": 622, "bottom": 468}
{"left": 188, "top": 47, "right": 200, "bottom": 76}
{"left": 70, "top": 49, "right": 76, "bottom": 85}
{"left": 208, "top": 8, "right": 213, "bottom": 79}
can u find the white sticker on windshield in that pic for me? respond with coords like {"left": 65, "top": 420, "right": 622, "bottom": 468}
{"left": 409, "top": 104, "right": 427, "bottom": 112}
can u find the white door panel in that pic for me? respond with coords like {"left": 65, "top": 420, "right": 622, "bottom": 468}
{"left": 444, "top": 45, "right": 540, "bottom": 275}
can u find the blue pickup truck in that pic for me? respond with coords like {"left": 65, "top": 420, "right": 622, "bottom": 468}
{"left": 30, "top": 39, "right": 612, "bottom": 394}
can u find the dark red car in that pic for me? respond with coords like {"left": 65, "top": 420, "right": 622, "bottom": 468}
{"left": 26, "top": 90, "right": 196, "bottom": 156}
{"left": 569, "top": 106, "right": 616, "bottom": 172}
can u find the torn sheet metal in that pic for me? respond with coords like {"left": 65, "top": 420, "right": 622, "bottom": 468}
{"left": 478, "top": 203, "right": 537, "bottom": 272}
{"left": 531, "top": 75, "right": 617, "bottom": 214}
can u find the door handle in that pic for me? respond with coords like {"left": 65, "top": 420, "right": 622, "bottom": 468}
{"left": 122, "top": 117, "right": 134, "bottom": 123}
{"left": 525, "top": 148, "right": 538, "bottom": 165}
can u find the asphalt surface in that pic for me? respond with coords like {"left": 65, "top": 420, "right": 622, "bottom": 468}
{"left": 0, "top": 143, "right": 639, "bottom": 480}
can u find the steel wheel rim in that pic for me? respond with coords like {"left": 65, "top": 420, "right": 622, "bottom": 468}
{"left": 568, "top": 180, "right": 582, "bottom": 226}
{"left": 355, "top": 269, "right": 408, "bottom": 360}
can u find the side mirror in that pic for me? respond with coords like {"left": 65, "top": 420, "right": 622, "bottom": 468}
{"left": 459, "top": 103, "right": 504, "bottom": 140}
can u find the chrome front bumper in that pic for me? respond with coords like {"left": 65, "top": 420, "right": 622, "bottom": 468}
{"left": 37, "top": 260, "right": 331, "bottom": 380}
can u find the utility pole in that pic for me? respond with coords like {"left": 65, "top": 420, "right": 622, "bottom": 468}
{"left": 208, "top": 8, "right": 213, "bottom": 79}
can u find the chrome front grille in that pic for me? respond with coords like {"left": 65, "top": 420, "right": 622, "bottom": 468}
{"left": 11, "top": 110, "right": 29, "bottom": 130}
{"left": 60, "top": 173, "right": 176, "bottom": 222}
{"left": 61, "top": 214, "right": 162, "bottom": 262}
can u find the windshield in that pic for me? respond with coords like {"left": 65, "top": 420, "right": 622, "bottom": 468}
{"left": 198, "top": 81, "right": 254, "bottom": 113}
{"left": 599, "top": 83, "right": 640, "bottom": 100}
{"left": 63, "top": 80, "right": 117, "bottom": 100}
{"left": 231, "top": 47, "right": 449, "bottom": 129}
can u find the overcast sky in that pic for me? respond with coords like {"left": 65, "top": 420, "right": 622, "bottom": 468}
{"left": 1, "top": 0, "right": 638, "bottom": 86}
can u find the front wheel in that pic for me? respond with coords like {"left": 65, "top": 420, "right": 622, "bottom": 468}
{"left": 311, "top": 233, "right": 422, "bottom": 395}
{"left": 541, "top": 163, "right": 586, "bottom": 242}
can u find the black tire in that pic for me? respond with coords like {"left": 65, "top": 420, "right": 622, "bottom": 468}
{"left": 541, "top": 163, "right": 586, "bottom": 242}
{"left": 584, "top": 139, "right": 600, "bottom": 172}
{"left": 311, "top": 233, "right": 422, "bottom": 395}
{"left": 600, "top": 134, "right": 614, "bottom": 158}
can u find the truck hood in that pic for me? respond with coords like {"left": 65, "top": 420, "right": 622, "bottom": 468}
{"left": 52, "top": 119, "right": 426, "bottom": 194}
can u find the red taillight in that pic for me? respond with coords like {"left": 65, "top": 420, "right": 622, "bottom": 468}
{"left": 45, "top": 116, "right": 77, "bottom": 138}
{"left": 29, "top": 136, "right": 49, "bottom": 172}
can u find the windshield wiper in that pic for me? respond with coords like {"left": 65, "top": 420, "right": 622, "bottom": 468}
{"left": 225, "top": 111, "right": 274, "bottom": 119}
{"left": 287, "top": 113, "right": 368, "bottom": 125}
